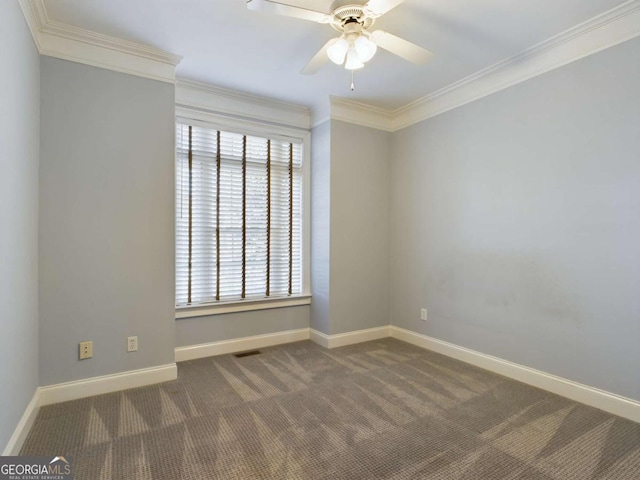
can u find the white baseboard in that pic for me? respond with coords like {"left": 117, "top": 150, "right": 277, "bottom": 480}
{"left": 308, "top": 328, "right": 329, "bottom": 348}
{"left": 8, "top": 324, "right": 637, "bottom": 456}
{"left": 175, "top": 325, "right": 391, "bottom": 358}
{"left": 4, "top": 363, "right": 178, "bottom": 453}
{"left": 389, "top": 326, "right": 640, "bottom": 423}
{"left": 175, "top": 328, "right": 310, "bottom": 362}
{"left": 2, "top": 390, "right": 41, "bottom": 456}
{"left": 310, "top": 326, "right": 391, "bottom": 349}
{"left": 38, "top": 363, "right": 177, "bottom": 407}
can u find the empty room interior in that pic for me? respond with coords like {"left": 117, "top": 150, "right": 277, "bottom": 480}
{"left": 2, "top": 0, "right": 640, "bottom": 478}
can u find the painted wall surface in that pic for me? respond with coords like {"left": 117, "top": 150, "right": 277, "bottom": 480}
{"left": 0, "top": 1, "right": 40, "bottom": 450}
{"left": 39, "top": 58, "right": 176, "bottom": 385}
{"left": 310, "top": 120, "right": 331, "bottom": 334}
{"left": 390, "top": 37, "right": 640, "bottom": 400}
{"left": 330, "top": 121, "right": 390, "bottom": 335}
{"left": 175, "top": 306, "right": 309, "bottom": 347}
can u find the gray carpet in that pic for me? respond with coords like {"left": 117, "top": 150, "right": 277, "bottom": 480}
{"left": 21, "top": 338, "right": 640, "bottom": 479}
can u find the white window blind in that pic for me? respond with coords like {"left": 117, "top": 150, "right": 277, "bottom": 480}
{"left": 176, "top": 123, "right": 303, "bottom": 306}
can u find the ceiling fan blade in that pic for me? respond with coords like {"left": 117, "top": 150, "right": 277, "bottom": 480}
{"left": 363, "top": 0, "right": 407, "bottom": 18}
{"left": 301, "top": 38, "right": 336, "bottom": 75}
{"left": 247, "top": 0, "right": 333, "bottom": 24}
{"left": 369, "top": 30, "right": 434, "bottom": 64}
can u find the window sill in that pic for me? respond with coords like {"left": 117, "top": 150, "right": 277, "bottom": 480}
{"left": 175, "top": 295, "right": 311, "bottom": 319}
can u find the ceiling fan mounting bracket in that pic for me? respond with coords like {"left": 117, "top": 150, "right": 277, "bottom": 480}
{"left": 330, "top": 5, "right": 375, "bottom": 32}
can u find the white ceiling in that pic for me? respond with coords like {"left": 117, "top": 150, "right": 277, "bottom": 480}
{"left": 43, "top": 0, "right": 625, "bottom": 111}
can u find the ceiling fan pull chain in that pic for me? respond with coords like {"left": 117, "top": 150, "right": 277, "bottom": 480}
{"left": 350, "top": 69, "right": 355, "bottom": 91}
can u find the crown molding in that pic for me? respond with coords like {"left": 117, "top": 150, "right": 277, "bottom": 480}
{"left": 329, "top": 97, "right": 394, "bottom": 131}
{"left": 327, "top": 0, "right": 640, "bottom": 132}
{"left": 17, "top": 0, "right": 46, "bottom": 51}
{"left": 176, "top": 79, "right": 311, "bottom": 130}
{"left": 391, "top": 0, "right": 640, "bottom": 130}
{"left": 18, "top": 0, "right": 181, "bottom": 84}
{"left": 18, "top": 0, "right": 640, "bottom": 126}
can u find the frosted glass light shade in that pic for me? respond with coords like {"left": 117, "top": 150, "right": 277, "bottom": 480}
{"left": 344, "top": 47, "right": 364, "bottom": 70}
{"left": 327, "top": 38, "right": 349, "bottom": 65}
{"left": 355, "top": 36, "right": 377, "bottom": 63}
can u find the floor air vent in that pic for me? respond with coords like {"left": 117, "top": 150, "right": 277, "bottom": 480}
{"left": 234, "top": 350, "right": 261, "bottom": 358}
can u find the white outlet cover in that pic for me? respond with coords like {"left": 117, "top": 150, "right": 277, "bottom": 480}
{"left": 420, "top": 308, "right": 428, "bottom": 321}
{"left": 127, "top": 336, "right": 138, "bottom": 352}
{"left": 79, "top": 341, "right": 93, "bottom": 359}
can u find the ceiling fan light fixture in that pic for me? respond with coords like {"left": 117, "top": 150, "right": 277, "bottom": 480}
{"left": 249, "top": 0, "right": 435, "bottom": 78}
{"left": 327, "top": 37, "right": 349, "bottom": 65}
{"left": 354, "top": 35, "right": 377, "bottom": 63}
{"left": 344, "top": 47, "right": 364, "bottom": 70}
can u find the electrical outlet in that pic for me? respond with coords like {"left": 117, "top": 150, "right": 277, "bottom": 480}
{"left": 420, "top": 308, "right": 428, "bottom": 321}
{"left": 79, "top": 341, "right": 93, "bottom": 360}
{"left": 127, "top": 336, "right": 138, "bottom": 352}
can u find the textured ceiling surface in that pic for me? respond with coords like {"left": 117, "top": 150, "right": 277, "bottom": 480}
{"left": 44, "top": 0, "right": 625, "bottom": 110}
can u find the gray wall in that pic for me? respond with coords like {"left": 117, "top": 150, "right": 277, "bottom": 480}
{"left": 0, "top": 1, "right": 40, "bottom": 450}
{"left": 310, "top": 121, "right": 331, "bottom": 333}
{"left": 309, "top": 120, "right": 390, "bottom": 335}
{"left": 39, "top": 58, "right": 176, "bottom": 385}
{"left": 390, "top": 37, "right": 640, "bottom": 401}
{"left": 175, "top": 306, "right": 309, "bottom": 347}
{"left": 330, "top": 121, "right": 391, "bottom": 334}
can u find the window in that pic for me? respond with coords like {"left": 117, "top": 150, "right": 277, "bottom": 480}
{"left": 175, "top": 123, "right": 304, "bottom": 308}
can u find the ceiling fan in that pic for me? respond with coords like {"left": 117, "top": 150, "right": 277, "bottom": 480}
{"left": 247, "top": 0, "right": 434, "bottom": 76}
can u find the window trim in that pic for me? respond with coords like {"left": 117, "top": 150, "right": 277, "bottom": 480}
{"left": 175, "top": 295, "right": 311, "bottom": 319}
{"left": 174, "top": 106, "right": 311, "bottom": 316}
